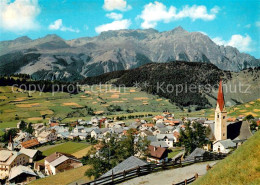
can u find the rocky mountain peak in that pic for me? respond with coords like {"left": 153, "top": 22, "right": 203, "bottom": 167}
{"left": 14, "top": 36, "right": 32, "bottom": 42}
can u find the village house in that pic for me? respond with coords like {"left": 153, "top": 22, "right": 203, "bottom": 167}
{"left": 44, "top": 152, "right": 82, "bottom": 176}
{"left": 150, "top": 141, "right": 169, "bottom": 148}
{"left": 139, "top": 130, "right": 154, "bottom": 137}
{"left": 0, "top": 150, "right": 30, "bottom": 180}
{"left": 147, "top": 145, "right": 168, "bottom": 163}
{"left": 153, "top": 127, "right": 170, "bottom": 135}
{"left": 73, "top": 125, "right": 85, "bottom": 133}
{"left": 140, "top": 123, "right": 154, "bottom": 130}
{"left": 100, "top": 156, "right": 147, "bottom": 178}
{"left": 37, "top": 130, "right": 57, "bottom": 143}
{"left": 21, "top": 138, "right": 40, "bottom": 149}
{"left": 152, "top": 115, "right": 164, "bottom": 122}
{"left": 90, "top": 128, "right": 101, "bottom": 139}
{"left": 213, "top": 139, "right": 236, "bottom": 153}
{"left": 156, "top": 134, "right": 175, "bottom": 148}
{"left": 8, "top": 165, "right": 38, "bottom": 184}
{"left": 13, "top": 131, "right": 30, "bottom": 144}
{"left": 19, "top": 148, "right": 42, "bottom": 163}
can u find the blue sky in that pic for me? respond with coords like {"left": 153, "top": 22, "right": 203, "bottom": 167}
{"left": 0, "top": 0, "right": 259, "bottom": 58}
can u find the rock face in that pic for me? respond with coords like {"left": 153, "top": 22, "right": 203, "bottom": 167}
{"left": 0, "top": 27, "right": 259, "bottom": 80}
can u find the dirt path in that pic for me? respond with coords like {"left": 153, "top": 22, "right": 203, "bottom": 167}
{"left": 120, "top": 161, "right": 218, "bottom": 185}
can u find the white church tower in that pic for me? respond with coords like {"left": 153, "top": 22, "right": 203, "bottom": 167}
{"left": 214, "top": 80, "right": 227, "bottom": 141}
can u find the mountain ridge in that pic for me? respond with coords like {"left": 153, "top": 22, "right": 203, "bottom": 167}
{"left": 81, "top": 61, "right": 260, "bottom": 109}
{"left": 0, "top": 27, "right": 259, "bottom": 81}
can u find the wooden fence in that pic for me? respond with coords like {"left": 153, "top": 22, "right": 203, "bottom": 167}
{"left": 83, "top": 153, "right": 226, "bottom": 185}
{"left": 173, "top": 173, "right": 198, "bottom": 185}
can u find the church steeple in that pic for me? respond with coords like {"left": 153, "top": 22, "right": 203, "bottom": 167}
{"left": 8, "top": 135, "right": 14, "bottom": 151}
{"left": 214, "top": 80, "right": 227, "bottom": 141}
{"left": 217, "top": 80, "right": 225, "bottom": 111}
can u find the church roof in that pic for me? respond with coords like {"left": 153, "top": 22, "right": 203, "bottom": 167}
{"left": 217, "top": 80, "right": 225, "bottom": 111}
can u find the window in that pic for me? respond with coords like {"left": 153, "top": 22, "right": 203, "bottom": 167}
{"left": 217, "top": 114, "right": 219, "bottom": 118}
{"left": 223, "top": 116, "right": 225, "bottom": 119}
{"left": 223, "top": 133, "right": 225, "bottom": 136}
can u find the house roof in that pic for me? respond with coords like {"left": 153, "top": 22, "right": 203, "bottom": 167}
{"left": 0, "top": 150, "right": 27, "bottom": 165}
{"left": 142, "top": 123, "right": 154, "bottom": 127}
{"left": 50, "top": 155, "right": 70, "bottom": 167}
{"left": 147, "top": 136, "right": 157, "bottom": 142}
{"left": 157, "top": 134, "right": 174, "bottom": 140}
{"left": 217, "top": 80, "right": 225, "bottom": 111}
{"left": 101, "top": 156, "right": 147, "bottom": 178}
{"left": 92, "top": 128, "right": 101, "bottom": 134}
{"left": 150, "top": 141, "right": 168, "bottom": 148}
{"left": 227, "top": 121, "right": 253, "bottom": 140}
{"left": 19, "top": 148, "right": 39, "bottom": 158}
{"left": 158, "top": 127, "right": 169, "bottom": 134}
{"left": 21, "top": 138, "right": 39, "bottom": 148}
{"left": 9, "top": 165, "right": 37, "bottom": 181}
{"left": 142, "top": 130, "right": 153, "bottom": 136}
{"left": 185, "top": 148, "right": 207, "bottom": 161}
{"left": 148, "top": 145, "right": 167, "bottom": 159}
{"left": 45, "top": 152, "right": 76, "bottom": 163}
{"left": 50, "top": 123, "right": 59, "bottom": 127}
{"left": 215, "top": 139, "right": 236, "bottom": 148}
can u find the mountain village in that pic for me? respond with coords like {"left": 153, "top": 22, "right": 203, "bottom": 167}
{"left": 0, "top": 81, "right": 258, "bottom": 184}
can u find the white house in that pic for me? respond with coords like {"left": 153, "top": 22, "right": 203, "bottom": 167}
{"left": 91, "top": 129, "right": 101, "bottom": 139}
{"left": 37, "top": 130, "right": 57, "bottom": 143}
{"left": 44, "top": 152, "right": 82, "bottom": 176}
{"left": 213, "top": 139, "right": 236, "bottom": 153}
{"left": 156, "top": 134, "right": 175, "bottom": 148}
{"left": 73, "top": 125, "right": 85, "bottom": 133}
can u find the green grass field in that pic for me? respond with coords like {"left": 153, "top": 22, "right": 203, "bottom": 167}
{"left": 0, "top": 85, "right": 180, "bottom": 129}
{"left": 29, "top": 165, "right": 93, "bottom": 185}
{"left": 38, "top": 142, "right": 90, "bottom": 157}
{"left": 203, "top": 98, "right": 260, "bottom": 120}
{"left": 168, "top": 147, "right": 183, "bottom": 159}
{"left": 0, "top": 85, "right": 259, "bottom": 130}
{"left": 193, "top": 131, "right": 260, "bottom": 185}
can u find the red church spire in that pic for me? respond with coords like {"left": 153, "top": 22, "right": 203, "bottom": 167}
{"left": 217, "top": 80, "right": 225, "bottom": 111}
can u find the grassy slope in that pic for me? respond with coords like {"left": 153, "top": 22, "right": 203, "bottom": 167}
{"left": 203, "top": 98, "right": 260, "bottom": 120}
{"left": 193, "top": 131, "right": 260, "bottom": 185}
{"left": 0, "top": 85, "right": 180, "bottom": 129}
{"left": 38, "top": 142, "right": 89, "bottom": 156}
{"left": 29, "top": 165, "right": 93, "bottom": 185}
{"left": 0, "top": 85, "right": 259, "bottom": 131}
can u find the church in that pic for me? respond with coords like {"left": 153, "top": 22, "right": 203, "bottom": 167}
{"left": 211, "top": 80, "right": 252, "bottom": 153}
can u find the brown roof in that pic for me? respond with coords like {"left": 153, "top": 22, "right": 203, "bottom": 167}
{"left": 45, "top": 152, "right": 76, "bottom": 163}
{"left": 142, "top": 123, "right": 154, "bottom": 127}
{"left": 50, "top": 123, "right": 59, "bottom": 127}
{"left": 21, "top": 138, "right": 40, "bottom": 148}
{"left": 217, "top": 80, "right": 225, "bottom": 111}
{"left": 148, "top": 145, "right": 167, "bottom": 159}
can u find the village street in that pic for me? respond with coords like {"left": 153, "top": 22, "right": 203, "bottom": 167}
{"left": 120, "top": 161, "right": 217, "bottom": 185}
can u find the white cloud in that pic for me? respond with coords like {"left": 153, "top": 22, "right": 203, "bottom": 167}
{"left": 103, "top": 0, "right": 131, "bottom": 11}
{"left": 0, "top": 0, "right": 40, "bottom": 32}
{"left": 48, "top": 19, "right": 80, "bottom": 33}
{"left": 256, "top": 21, "right": 260, "bottom": 27}
{"left": 212, "top": 34, "right": 252, "bottom": 52}
{"left": 95, "top": 19, "right": 131, "bottom": 33}
{"left": 106, "top": 12, "right": 123, "bottom": 20}
{"left": 138, "top": 2, "right": 219, "bottom": 29}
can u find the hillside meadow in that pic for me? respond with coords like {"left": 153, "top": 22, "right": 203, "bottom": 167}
{"left": 0, "top": 85, "right": 259, "bottom": 134}
{"left": 193, "top": 131, "right": 260, "bottom": 185}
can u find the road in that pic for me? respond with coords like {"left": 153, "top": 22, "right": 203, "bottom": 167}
{"left": 120, "top": 161, "right": 218, "bottom": 185}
